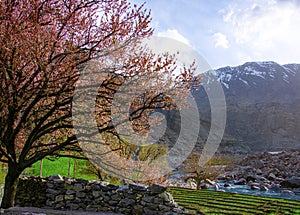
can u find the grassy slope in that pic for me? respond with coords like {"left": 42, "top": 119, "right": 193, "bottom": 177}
{"left": 26, "top": 157, "right": 97, "bottom": 180}
{"left": 168, "top": 187, "right": 300, "bottom": 215}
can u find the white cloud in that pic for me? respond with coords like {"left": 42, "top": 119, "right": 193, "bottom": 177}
{"left": 132, "top": 0, "right": 300, "bottom": 68}
{"left": 220, "top": 0, "right": 300, "bottom": 64}
{"left": 213, "top": 32, "right": 229, "bottom": 48}
{"left": 157, "top": 29, "right": 190, "bottom": 45}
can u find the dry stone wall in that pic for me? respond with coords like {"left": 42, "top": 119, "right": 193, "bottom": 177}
{"left": 15, "top": 175, "right": 184, "bottom": 215}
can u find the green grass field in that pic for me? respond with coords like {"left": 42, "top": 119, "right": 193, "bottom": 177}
{"left": 168, "top": 187, "right": 300, "bottom": 215}
{"left": 25, "top": 157, "right": 98, "bottom": 180}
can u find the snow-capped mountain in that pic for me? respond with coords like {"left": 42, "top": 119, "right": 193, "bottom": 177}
{"left": 202, "top": 61, "right": 300, "bottom": 102}
{"left": 192, "top": 61, "right": 300, "bottom": 152}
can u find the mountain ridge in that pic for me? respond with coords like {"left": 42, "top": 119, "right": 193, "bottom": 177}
{"left": 198, "top": 61, "right": 300, "bottom": 152}
{"left": 170, "top": 61, "right": 300, "bottom": 154}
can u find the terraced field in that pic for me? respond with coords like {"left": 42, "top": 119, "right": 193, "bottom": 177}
{"left": 168, "top": 187, "right": 300, "bottom": 215}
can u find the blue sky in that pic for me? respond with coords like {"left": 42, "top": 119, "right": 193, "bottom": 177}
{"left": 130, "top": 0, "right": 300, "bottom": 69}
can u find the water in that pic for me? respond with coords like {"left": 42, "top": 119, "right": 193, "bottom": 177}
{"left": 209, "top": 182, "right": 300, "bottom": 201}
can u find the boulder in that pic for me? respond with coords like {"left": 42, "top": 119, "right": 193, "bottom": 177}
{"left": 250, "top": 185, "right": 260, "bottom": 190}
{"left": 223, "top": 183, "right": 231, "bottom": 188}
{"left": 281, "top": 190, "right": 295, "bottom": 196}
{"left": 200, "top": 183, "right": 209, "bottom": 189}
{"left": 129, "top": 183, "right": 147, "bottom": 192}
{"left": 256, "top": 169, "right": 263, "bottom": 175}
{"left": 269, "top": 183, "right": 281, "bottom": 191}
{"left": 48, "top": 174, "right": 63, "bottom": 181}
{"left": 147, "top": 184, "right": 166, "bottom": 195}
{"left": 213, "top": 183, "right": 219, "bottom": 191}
{"left": 260, "top": 185, "right": 269, "bottom": 191}
{"left": 234, "top": 178, "right": 247, "bottom": 185}
{"left": 268, "top": 173, "right": 277, "bottom": 181}
{"left": 281, "top": 176, "right": 300, "bottom": 188}
{"left": 205, "top": 179, "right": 215, "bottom": 185}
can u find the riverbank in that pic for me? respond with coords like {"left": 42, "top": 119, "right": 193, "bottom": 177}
{"left": 217, "top": 150, "right": 300, "bottom": 197}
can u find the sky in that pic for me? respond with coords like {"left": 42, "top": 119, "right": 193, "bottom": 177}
{"left": 129, "top": 0, "right": 300, "bottom": 69}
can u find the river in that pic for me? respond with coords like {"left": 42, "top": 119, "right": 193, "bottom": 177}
{"left": 208, "top": 182, "right": 300, "bottom": 201}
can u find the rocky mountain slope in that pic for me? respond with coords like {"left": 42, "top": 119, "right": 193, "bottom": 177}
{"left": 195, "top": 61, "right": 300, "bottom": 152}
{"left": 163, "top": 61, "right": 300, "bottom": 154}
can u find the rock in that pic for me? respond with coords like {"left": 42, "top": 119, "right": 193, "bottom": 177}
{"left": 260, "top": 185, "right": 269, "bottom": 191}
{"left": 142, "top": 196, "right": 154, "bottom": 203}
{"left": 54, "top": 195, "right": 64, "bottom": 203}
{"left": 47, "top": 182, "right": 55, "bottom": 188}
{"left": 159, "top": 204, "right": 171, "bottom": 212}
{"left": 234, "top": 178, "right": 247, "bottom": 185}
{"left": 129, "top": 183, "right": 147, "bottom": 192}
{"left": 48, "top": 174, "right": 63, "bottom": 181}
{"left": 214, "top": 183, "right": 219, "bottom": 191}
{"left": 250, "top": 185, "right": 260, "bottom": 190}
{"left": 153, "top": 197, "right": 164, "bottom": 204}
{"left": 133, "top": 205, "right": 144, "bottom": 214}
{"left": 205, "top": 179, "right": 215, "bottom": 185}
{"left": 159, "top": 192, "right": 174, "bottom": 203}
{"left": 143, "top": 208, "right": 158, "bottom": 215}
{"left": 281, "top": 190, "right": 295, "bottom": 196}
{"left": 92, "top": 190, "right": 103, "bottom": 198}
{"left": 146, "top": 202, "right": 158, "bottom": 210}
{"left": 200, "top": 183, "right": 209, "bottom": 189}
{"left": 73, "top": 183, "right": 84, "bottom": 191}
{"left": 119, "top": 198, "right": 136, "bottom": 207}
{"left": 46, "top": 188, "right": 60, "bottom": 195}
{"left": 69, "top": 203, "right": 80, "bottom": 210}
{"left": 64, "top": 195, "right": 74, "bottom": 200}
{"left": 256, "top": 175, "right": 268, "bottom": 182}
{"left": 256, "top": 169, "right": 263, "bottom": 175}
{"left": 223, "top": 183, "right": 231, "bottom": 188}
{"left": 268, "top": 173, "right": 277, "bottom": 181}
{"left": 107, "top": 184, "right": 119, "bottom": 190}
{"left": 55, "top": 202, "right": 65, "bottom": 209}
{"left": 269, "top": 183, "right": 281, "bottom": 191}
{"left": 216, "top": 174, "right": 227, "bottom": 181}
{"left": 76, "top": 191, "right": 86, "bottom": 198}
{"left": 90, "top": 183, "right": 101, "bottom": 191}
{"left": 86, "top": 205, "right": 98, "bottom": 212}
{"left": 246, "top": 175, "right": 257, "bottom": 182}
{"left": 66, "top": 189, "right": 75, "bottom": 195}
{"left": 117, "top": 185, "right": 129, "bottom": 192}
{"left": 111, "top": 194, "right": 121, "bottom": 201}
{"left": 76, "top": 178, "right": 89, "bottom": 185}
{"left": 108, "top": 200, "right": 119, "bottom": 206}
{"left": 148, "top": 184, "right": 166, "bottom": 195}
{"left": 281, "top": 176, "right": 300, "bottom": 188}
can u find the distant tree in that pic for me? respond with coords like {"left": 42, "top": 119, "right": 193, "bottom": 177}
{"left": 0, "top": 0, "right": 196, "bottom": 208}
{"left": 182, "top": 152, "right": 220, "bottom": 190}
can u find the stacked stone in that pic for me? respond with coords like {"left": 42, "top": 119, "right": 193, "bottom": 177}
{"left": 15, "top": 176, "right": 47, "bottom": 207}
{"left": 15, "top": 175, "right": 185, "bottom": 215}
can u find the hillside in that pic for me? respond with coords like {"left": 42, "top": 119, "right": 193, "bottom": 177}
{"left": 163, "top": 61, "right": 300, "bottom": 154}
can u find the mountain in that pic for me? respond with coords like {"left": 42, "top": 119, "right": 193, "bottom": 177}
{"left": 191, "top": 61, "right": 300, "bottom": 153}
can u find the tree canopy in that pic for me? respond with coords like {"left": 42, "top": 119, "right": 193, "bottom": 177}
{"left": 0, "top": 0, "right": 196, "bottom": 208}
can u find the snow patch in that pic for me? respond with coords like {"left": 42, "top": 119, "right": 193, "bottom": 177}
{"left": 239, "top": 78, "right": 249, "bottom": 86}
{"left": 244, "top": 66, "right": 266, "bottom": 79}
{"left": 222, "top": 82, "right": 229, "bottom": 89}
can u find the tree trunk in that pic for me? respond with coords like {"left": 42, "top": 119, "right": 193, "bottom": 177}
{"left": 196, "top": 177, "right": 201, "bottom": 190}
{"left": 68, "top": 157, "right": 71, "bottom": 178}
{"left": 97, "top": 169, "right": 103, "bottom": 181}
{"left": 39, "top": 159, "right": 43, "bottom": 177}
{"left": 1, "top": 163, "right": 22, "bottom": 209}
{"left": 73, "top": 157, "right": 76, "bottom": 179}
